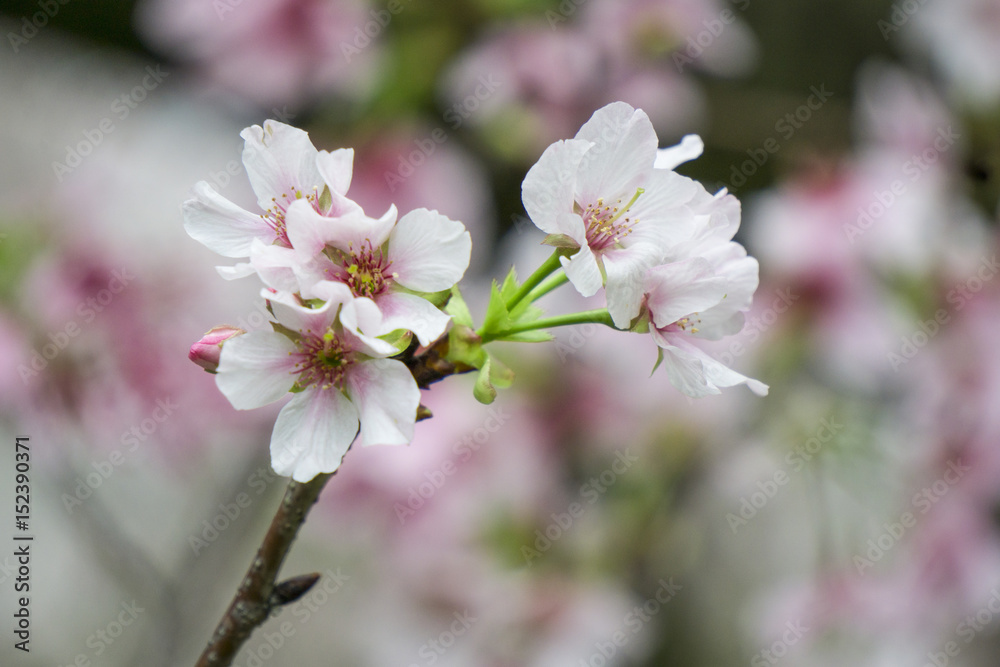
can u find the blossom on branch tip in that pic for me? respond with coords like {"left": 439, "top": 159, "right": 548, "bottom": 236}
{"left": 214, "top": 285, "right": 420, "bottom": 482}
{"left": 521, "top": 102, "right": 707, "bottom": 328}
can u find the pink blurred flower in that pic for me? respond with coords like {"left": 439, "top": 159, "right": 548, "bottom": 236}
{"left": 136, "top": 0, "right": 374, "bottom": 108}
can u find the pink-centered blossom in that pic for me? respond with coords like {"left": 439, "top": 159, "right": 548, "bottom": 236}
{"left": 183, "top": 120, "right": 362, "bottom": 276}
{"left": 521, "top": 102, "right": 706, "bottom": 328}
{"left": 272, "top": 203, "right": 472, "bottom": 347}
{"left": 215, "top": 284, "right": 420, "bottom": 482}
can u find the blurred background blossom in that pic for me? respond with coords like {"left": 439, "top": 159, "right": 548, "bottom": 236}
{"left": 2, "top": 0, "right": 1000, "bottom": 665}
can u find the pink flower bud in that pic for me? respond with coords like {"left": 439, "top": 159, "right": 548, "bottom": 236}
{"left": 189, "top": 326, "right": 245, "bottom": 373}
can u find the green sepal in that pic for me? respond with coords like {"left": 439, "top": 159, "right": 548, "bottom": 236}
{"left": 446, "top": 323, "right": 486, "bottom": 369}
{"left": 542, "top": 233, "right": 579, "bottom": 249}
{"left": 271, "top": 321, "right": 301, "bottom": 342}
{"left": 318, "top": 185, "right": 332, "bottom": 213}
{"left": 379, "top": 329, "right": 413, "bottom": 353}
{"left": 650, "top": 347, "right": 665, "bottom": 376}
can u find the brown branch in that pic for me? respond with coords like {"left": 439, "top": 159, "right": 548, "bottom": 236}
{"left": 193, "top": 345, "right": 465, "bottom": 666}
{"left": 193, "top": 472, "right": 332, "bottom": 667}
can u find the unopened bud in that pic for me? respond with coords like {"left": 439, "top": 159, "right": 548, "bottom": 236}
{"left": 189, "top": 325, "right": 245, "bottom": 372}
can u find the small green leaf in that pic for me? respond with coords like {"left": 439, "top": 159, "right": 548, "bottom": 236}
{"left": 499, "top": 266, "right": 520, "bottom": 301}
{"left": 482, "top": 280, "right": 513, "bottom": 334}
{"left": 501, "top": 329, "right": 554, "bottom": 343}
{"left": 444, "top": 285, "right": 474, "bottom": 328}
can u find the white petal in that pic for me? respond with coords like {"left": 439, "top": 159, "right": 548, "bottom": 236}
{"left": 644, "top": 258, "right": 729, "bottom": 328}
{"left": 286, "top": 199, "right": 396, "bottom": 259}
{"left": 388, "top": 209, "right": 471, "bottom": 292}
{"left": 182, "top": 181, "right": 274, "bottom": 257}
{"left": 215, "top": 331, "right": 298, "bottom": 410}
{"left": 689, "top": 249, "right": 759, "bottom": 340}
{"left": 216, "top": 262, "right": 257, "bottom": 280}
{"left": 560, "top": 245, "right": 604, "bottom": 297}
{"left": 316, "top": 148, "right": 354, "bottom": 195}
{"left": 346, "top": 359, "right": 419, "bottom": 448}
{"left": 654, "top": 135, "right": 704, "bottom": 171}
{"left": 625, "top": 170, "right": 701, "bottom": 250}
{"left": 270, "top": 388, "right": 359, "bottom": 481}
{"left": 603, "top": 244, "right": 662, "bottom": 328}
{"left": 521, "top": 139, "right": 592, "bottom": 235}
{"left": 241, "top": 121, "right": 323, "bottom": 209}
{"left": 377, "top": 291, "right": 451, "bottom": 347}
{"left": 652, "top": 332, "right": 768, "bottom": 397}
{"left": 574, "top": 102, "right": 658, "bottom": 205}
{"left": 265, "top": 289, "right": 342, "bottom": 336}
{"left": 338, "top": 297, "right": 398, "bottom": 357}
{"left": 250, "top": 239, "right": 301, "bottom": 293}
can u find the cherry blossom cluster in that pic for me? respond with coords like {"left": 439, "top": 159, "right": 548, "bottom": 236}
{"left": 184, "top": 120, "right": 471, "bottom": 481}
{"left": 521, "top": 102, "right": 768, "bottom": 397}
{"left": 184, "top": 105, "right": 765, "bottom": 482}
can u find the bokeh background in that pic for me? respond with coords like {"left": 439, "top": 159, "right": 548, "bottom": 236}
{"left": 2, "top": 0, "right": 1000, "bottom": 665}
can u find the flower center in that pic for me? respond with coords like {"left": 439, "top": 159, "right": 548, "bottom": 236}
{"left": 581, "top": 187, "right": 644, "bottom": 252}
{"left": 261, "top": 186, "right": 321, "bottom": 248}
{"left": 292, "top": 330, "right": 354, "bottom": 390}
{"left": 327, "top": 241, "right": 393, "bottom": 299}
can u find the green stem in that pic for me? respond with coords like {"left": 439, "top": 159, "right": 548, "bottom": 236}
{"left": 505, "top": 250, "right": 565, "bottom": 311}
{"left": 527, "top": 271, "right": 569, "bottom": 302}
{"left": 482, "top": 309, "right": 614, "bottom": 343}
